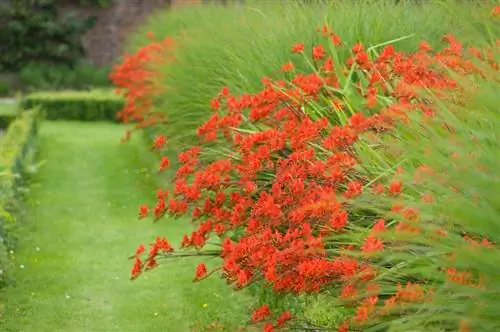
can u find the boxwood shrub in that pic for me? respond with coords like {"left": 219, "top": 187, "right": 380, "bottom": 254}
{"left": 0, "top": 109, "right": 39, "bottom": 286}
{"left": 21, "top": 90, "right": 124, "bottom": 121}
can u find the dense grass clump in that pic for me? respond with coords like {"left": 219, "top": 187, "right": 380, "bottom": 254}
{"left": 126, "top": 0, "right": 497, "bottom": 147}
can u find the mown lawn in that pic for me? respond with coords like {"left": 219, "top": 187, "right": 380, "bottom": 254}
{"left": 0, "top": 121, "right": 254, "bottom": 331}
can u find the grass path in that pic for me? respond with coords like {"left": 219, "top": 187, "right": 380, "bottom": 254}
{"left": 0, "top": 121, "right": 254, "bottom": 332}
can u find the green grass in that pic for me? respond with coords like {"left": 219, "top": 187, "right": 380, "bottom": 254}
{"left": 0, "top": 121, "right": 254, "bottom": 331}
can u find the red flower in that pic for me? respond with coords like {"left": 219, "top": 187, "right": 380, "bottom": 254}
{"left": 331, "top": 33, "right": 342, "bottom": 46}
{"left": 389, "top": 180, "right": 403, "bottom": 195}
{"left": 312, "top": 44, "right": 326, "bottom": 61}
{"left": 341, "top": 283, "right": 357, "bottom": 299}
{"left": 153, "top": 199, "right": 166, "bottom": 220}
{"left": 159, "top": 156, "right": 170, "bottom": 171}
{"left": 263, "top": 323, "right": 274, "bottom": 332}
{"left": 352, "top": 42, "right": 364, "bottom": 54}
{"left": 146, "top": 258, "right": 157, "bottom": 269}
{"left": 152, "top": 135, "right": 167, "bottom": 150}
{"left": 371, "top": 218, "right": 386, "bottom": 233}
{"left": 210, "top": 98, "right": 220, "bottom": 111}
{"left": 492, "top": 6, "right": 500, "bottom": 17}
{"left": 330, "top": 210, "right": 348, "bottom": 230}
{"left": 276, "top": 311, "right": 292, "bottom": 327}
{"left": 220, "top": 86, "right": 230, "bottom": 96}
{"left": 251, "top": 304, "right": 272, "bottom": 322}
{"left": 131, "top": 257, "right": 142, "bottom": 279}
{"left": 146, "top": 31, "right": 155, "bottom": 39}
{"left": 135, "top": 244, "right": 145, "bottom": 255}
{"left": 281, "top": 61, "right": 294, "bottom": 72}
{"left": 338, "top": 320, "right": 349, "bottom": 332}
{"left": 344, "top": 180, "right": 363, "bottom": 199}
{"left": 323, "top": 57, "right": 334, "bottom": 72}
{"left": 319, "top": 23, "right": 330, "bottom": 36}
{"left": 361, "top": 236, "right": 384, "bottom": 253}
{"left": 291, "top": 43, "right": 305, "bottom": 53}
{"left": 419, "top": 41, "right": 432, "bottom": 52}
{"left": 138, "top": 204, "right": 149, "bottom": 219}
{"left": 194, "top": 263, "right": 208, "bottom": 281}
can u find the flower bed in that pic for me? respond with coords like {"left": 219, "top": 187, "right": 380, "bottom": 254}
{"left": 114, "top": 3, "right": 500, "bottom": 331}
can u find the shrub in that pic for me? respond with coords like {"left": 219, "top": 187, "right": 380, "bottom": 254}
{"left": 21, "top": 90, "right": 124, "bottom": 121}
{"left": 0, "top": 109, "right": 39, "bottom": 286}
{"left": 0, "top": 1, "right": 96, "bottom": 71}
{"left": 0, "top": 80, "right": 10, "bottom": 97}
{"left": 19, "top": 63, "right": 111, "bottom": 92}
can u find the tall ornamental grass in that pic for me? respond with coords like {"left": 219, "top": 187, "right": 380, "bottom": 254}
{"left": 121, "top": 0, "right": 497, "bottom": 147}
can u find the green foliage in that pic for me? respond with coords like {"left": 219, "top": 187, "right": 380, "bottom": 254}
{"left": 78, "top": 0, "right": 114, "bottom": 8}
{"left": 21, "top": 90, "right": 124, "bottom": 121}
{"left": 19, "top": 63, "right": 111, "bottom": 91}
{"left": 0, "top": 109, "right": 39, "bottom": 287}
{"left": 128, "top": 0, "right": 497, "bottom": 148}
{"left": 0, "top": 80, "right": 10, "bottom": 97}
{"left": 0, "top": 1, "right": 96, "bottom": 71}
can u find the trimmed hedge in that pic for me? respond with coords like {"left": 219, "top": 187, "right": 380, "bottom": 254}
{"left": 21, "top": 90, "right": 124, "bottom": 121}
{"left": 0, "top": 105, "right": 19, "bottom": 130}
{"left": 0, "top": 109, "right": 38, "bottom": 286}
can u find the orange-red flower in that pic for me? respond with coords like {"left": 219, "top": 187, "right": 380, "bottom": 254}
{"left": 138, "top": 204, "right": 149, "bottom": 219}
{"left": 152, "top": 135, "right": 167, "bottom": 150}
{"left": 159, "top": 156, "right": 170, "bottom": 171}
{"left": 389, "top": 180, "right": 403, "bottom": 195}
{"left": 361, "top": 236, "right": 384, "bottom": 253}
{"left": 251, "top": 304, "right": 272, "bottom": 323}
{"left": 312, "top": 44, "right": 326, "bottom": 61}
{"left": 281, "top": 61, "right": 295, "bottom": 72}
{"left": 291, "top": 43, "right": 305, "bottom": 53}
{"left": 194, "top": 263, "right": 208, "bottom": 281}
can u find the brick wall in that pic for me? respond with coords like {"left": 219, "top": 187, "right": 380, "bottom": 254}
{"left": 81, "top": 0, "right": 208, "bottom": 67}
{"left": 80, "top": 0, "right": 173, "bottom": 67}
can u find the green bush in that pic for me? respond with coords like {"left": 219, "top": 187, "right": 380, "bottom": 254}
{"left": 0, "top": 109, "right": 39, "bottom": 286}
{"left": 21, "top": 90, "right": 124, "bottom": 121}
{"left": 0, "top": 1, "right": 96, "bottom": 71}
{"left": 0, "top": 80, "right": 10, "bottom": 97}
{"left": 19, "top": 63, "right": 111, "bottom": 91}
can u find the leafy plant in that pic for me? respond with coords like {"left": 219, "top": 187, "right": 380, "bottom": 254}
{"left": 0, "top": 1, "right": 96, "bottom": 71}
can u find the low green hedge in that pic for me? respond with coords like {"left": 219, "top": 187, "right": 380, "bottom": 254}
{"left": 0, "top": 104, "right": 19, "bottom": 130}
{"left": 21, "top": 90, "right": 124, "bottom": 121}
{"left": 0, "top": 109, "right": 38, "bottom": 286}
